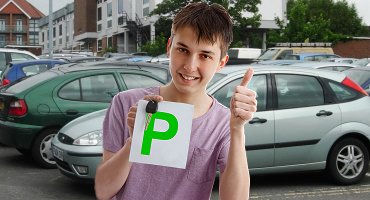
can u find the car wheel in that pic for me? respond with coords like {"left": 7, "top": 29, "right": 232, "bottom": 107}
{"left": 327, "top": 138, "right": 369, "bottom": 185}
{"left": 31, "top": 128, "right": 59, "bottom": 169}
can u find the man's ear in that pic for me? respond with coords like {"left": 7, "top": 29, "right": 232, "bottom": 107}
{"left": 166, "top": 37, "right": 172, "bottom": 57}
{"left": 217, "top": 55, "right": 229, "bottom": 72}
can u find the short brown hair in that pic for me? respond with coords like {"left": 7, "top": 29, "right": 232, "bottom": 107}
{"left": 171, "top": 2, "right": 233, "bottom": 59}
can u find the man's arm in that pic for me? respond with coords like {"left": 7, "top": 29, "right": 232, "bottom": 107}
{"left": 219, "top": 68, "right": 256, "bottom": 200}
{"left": 95, "top": 139, "right": 133, "bottom": 200}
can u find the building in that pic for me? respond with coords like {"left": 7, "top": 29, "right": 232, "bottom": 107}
{"left": 0, "top": 0, "right": 44, "bottom": 55}
{"left": 38, "top": 3, "right": 74, "bottom": 54}
{"left": 41, "top": 0, "right": 286, "bottom": 55}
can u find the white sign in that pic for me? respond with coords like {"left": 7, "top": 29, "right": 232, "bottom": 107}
{"left": 129, "top": 100, "right": 194, "bottom": 169}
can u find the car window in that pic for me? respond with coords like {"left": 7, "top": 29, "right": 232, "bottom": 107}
{"left": 59, "top": 74, "right": 119, "bottom": 102}
{"left": 276, "top": 50, "right": 293, "bottom": 60}
{"left": 22, "top": 64, "right": 49, "bottom": 76}
{"left": 276, "top": 74, "right": 324, "bottom": 109}
{"left": 5, "top": 71, "right": 58, "bottom": 93}
{"left": 10, "top": 52, "right": 35, "bottom": 62}
{"left": 212, "top": 75, "right": 267, "bottom": 111}
{"left": 138, "top": 66, "right": 169, "bottom": 82}
{"left": 0, "top": 52, "right": 6, "bottom": 71}
{"left": 121, "top": 73, "right": 163, "bottom": 89}
{"left": 327, "top": 80, "right": 358, "bottom": 102}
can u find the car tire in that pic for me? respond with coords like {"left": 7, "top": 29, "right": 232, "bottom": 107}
{"left": 327, "top": 138, "right": 369, "bottom": 185}
{"left": 31, "top": 128, "right": 59, "bottom": 169}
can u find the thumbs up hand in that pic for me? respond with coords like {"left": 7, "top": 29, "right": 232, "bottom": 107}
{"left": 230, "top": 68, "right": 257, "bottom": 128}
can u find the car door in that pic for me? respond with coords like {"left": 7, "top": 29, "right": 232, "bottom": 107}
{"left": 209, "top": 73, "right": 274, "bottom": 168}
{"left": 273, "top": 73, "right": 341, "bottom": 166}
{"left": 53, "top": 72, "right": 120, "bottom": 122}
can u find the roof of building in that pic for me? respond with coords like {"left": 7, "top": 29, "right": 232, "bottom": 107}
{"left": 0, "top": 0, "right": 44, "bottom": 18}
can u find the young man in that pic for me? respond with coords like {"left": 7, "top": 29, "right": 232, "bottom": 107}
{"left": 95, "top": 2, "right": 257, "bottom": 200}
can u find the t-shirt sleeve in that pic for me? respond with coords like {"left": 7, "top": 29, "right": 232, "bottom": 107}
{"left": 102, "top": 94, "right": 130, "bottom": 153}
{"left": 217, "top": 137, "right": 230, "bottom": 173}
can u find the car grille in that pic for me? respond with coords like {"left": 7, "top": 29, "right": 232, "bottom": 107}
{"left": 58, "top": 132, "right": 74, "bottom": 144}
{"left": 55, "top": 159, "right": 73, "bottom": 173}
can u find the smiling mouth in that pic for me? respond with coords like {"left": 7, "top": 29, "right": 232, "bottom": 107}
{"left": 180, "top": 73, "right": 199, "bottom": 80}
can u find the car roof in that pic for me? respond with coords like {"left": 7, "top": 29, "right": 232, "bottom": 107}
{"left": 51, "top": 61, "right": 168, "bottom": 73}
{"left": 345, "top": 66, "right": 370, "bottom": 71}
{"left": 219, "top": 64, "right": 346, "bottom": 82}
{"left": 290, "top": 61, "right": 358, "bottom": 68}
{"left": 9, "top": 59, "right": 67, "bottom": 65}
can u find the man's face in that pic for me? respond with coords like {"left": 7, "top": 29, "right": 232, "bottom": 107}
{"left": 167, "top": 26, "right": 228, "bottom": 95}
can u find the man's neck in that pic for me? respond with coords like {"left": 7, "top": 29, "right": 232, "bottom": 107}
{"left": 160, "top": 84, "right": 213, "bottom": 118}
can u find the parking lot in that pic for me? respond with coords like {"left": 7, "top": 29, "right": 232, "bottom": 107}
{"left": 2, "top": 143, "right": 370, "bottom": 200}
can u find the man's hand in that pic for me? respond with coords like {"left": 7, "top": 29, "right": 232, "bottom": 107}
{"left": 230, "top": 68, "right": 257, "bottom": 129}
{"left": 127, "top": 95, "right": 163, "bottom": 136}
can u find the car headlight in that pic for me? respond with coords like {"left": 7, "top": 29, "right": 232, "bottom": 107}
{"left": 73, "top": 130, "right": 103, "bottom": 146}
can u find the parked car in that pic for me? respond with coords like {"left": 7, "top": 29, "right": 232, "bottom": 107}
{"left": 0, "top": 62, "right": 170, "bottom": 168}
{"left": 343, "top": 66, "right": 370, "bottom": 95}
{"left": 0, "top": 48, "right": 39, "bottom": 74}
{"left": 284, "top": 53, "right": 340, "bottom": 61}
{"left": 0, "top": 59, "right": 67, "bottom": 86}
{"left": 256, "top": 43, "right": 334, "bottom": 61}
{"left": 352, "top": 58, "right": 370, "bottom": 67}
{"left": 52, "top": 66, "right": 370, "bottom": 185}
{"left": 290, "top": 61, "right": 359, "bottom": 72}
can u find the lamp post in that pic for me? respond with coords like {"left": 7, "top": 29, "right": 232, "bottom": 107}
{"left": 48, "top": 0, "right": 53, "bottom": 59}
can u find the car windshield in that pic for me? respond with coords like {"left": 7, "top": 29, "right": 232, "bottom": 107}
{"left": 344, "top": 70, "right": 370, "bottom": 86}
{"left": 5, "top": 71, "right": 58, "bottom": 94}
{"left": 257, "top": 49, "right": 280, "bottom": 60}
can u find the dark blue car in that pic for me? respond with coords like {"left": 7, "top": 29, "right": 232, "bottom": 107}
{"left": 0, "top": 59, "right": 67, "bottom": 86}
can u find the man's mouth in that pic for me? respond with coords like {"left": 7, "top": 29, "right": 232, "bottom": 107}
{"left": 180, "top": 73, "right": 198, "bottom": 80}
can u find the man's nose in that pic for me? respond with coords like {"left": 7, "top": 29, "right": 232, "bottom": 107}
{"left": 183, "top": 55, "right": 199, "bottom": 72}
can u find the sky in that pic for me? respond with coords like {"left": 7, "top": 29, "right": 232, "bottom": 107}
{"left": 26, "top": 0, "right": 370, "bottom": 25}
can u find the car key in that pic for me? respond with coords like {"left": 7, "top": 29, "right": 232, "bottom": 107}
{"left": 144, "top": 100, "right": 158, "bottom": 130}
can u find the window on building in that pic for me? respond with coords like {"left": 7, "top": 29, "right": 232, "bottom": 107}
{"left": 143, "top": 0, "right": 149, "bottom": 4}
{"left": 97, "top": 39, "right": 102, "bottom": 52}
{"left": 16, "top": 35, "right": 22, "bottom": 45}
{"left": 143, "top": 7, "right": 149, "bottom": 17}
{"left": 107, "top": 20, "right": 112, "bottom": 28}
{"left": 59, "top": 38, "right": 62, "bottom": 45}
{"left": 97, "top": 23, "right": 102, "bottom": 32}
{"left": 97, "top": 7, "right": 102, "bottom": 21}
{"left": 42, "top": 32, "right": 44, "bottom": 42}
{"left": 107, "top": 37, "right": 112, "bottom": 48}
{"left": 107, "top": 2, "right": 112, "bottom": 17}
{"left": 59, "top": 24, "right": 63, "bottom": 36}
{"left": 53, "top": 27, "right": 56, "bottom": 38}
{"left": 0, "top": 19, "right": 6, "bottom": 31}
{"left": 0, "top": 35, "right": 5, "bottom": 47}
{"left": 16, "top": 19, "right": 22, "bottom": 32}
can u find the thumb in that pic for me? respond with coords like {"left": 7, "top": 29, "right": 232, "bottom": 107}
{"left": 240, "top": 68, "right": 254, "bottom": 87}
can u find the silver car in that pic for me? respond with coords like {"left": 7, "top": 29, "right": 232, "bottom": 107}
{"left": 52, "top": 66, "right": 370, "bottom": 185}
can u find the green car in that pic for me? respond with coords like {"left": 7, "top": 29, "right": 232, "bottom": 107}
{"left": 0, "top": 62, "right": 170, "bottom": 168}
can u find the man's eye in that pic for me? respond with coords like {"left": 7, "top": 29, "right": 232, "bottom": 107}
{"left": 201, "top": 54, "right": 212, "bottom": 60}
{"left": 178, "top": 48, "right": 188, "bottom": 53}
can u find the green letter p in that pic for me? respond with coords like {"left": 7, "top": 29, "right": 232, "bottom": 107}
{"left": 141, "top": 112, "right": 178, "bottom": 155}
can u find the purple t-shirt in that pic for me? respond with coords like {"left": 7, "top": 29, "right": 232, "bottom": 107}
{"left": 103, "top": 87, "right": 231, "bottom": 200}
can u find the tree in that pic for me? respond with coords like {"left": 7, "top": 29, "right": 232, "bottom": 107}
{"left": 268, "top": 0, "right": 370, "bottom": 44}
{"left": 140, "top": 34, "right": 167, "bottom": 56}
{"left": 150, "top": 0, "right": 262, "bottom": 48}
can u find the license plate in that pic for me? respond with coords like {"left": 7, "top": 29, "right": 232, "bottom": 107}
{"left": 52, "top": 146, "right": 64, "bottom": 161}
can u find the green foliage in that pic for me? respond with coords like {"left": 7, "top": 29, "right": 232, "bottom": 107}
{"left": 268, "top": 0, "right": 370, "bottom": 44}
{"left": 103, "top": 47, "right": 117, "bottom": 54}
{"left": 140, "top": 34, "right": 167, "bottom": 56}
{"left": 151, "top": 0, "right": 262, "bottom": 48}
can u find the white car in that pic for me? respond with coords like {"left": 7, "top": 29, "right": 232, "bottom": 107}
{"left": 0, "top": 48, "right": 39, "bottom": 74}
{"left": 290, "top": 61, "right": 359, "bottom": 72}
{"left": 52, "top": 66, "right": 370, "bottom": 185}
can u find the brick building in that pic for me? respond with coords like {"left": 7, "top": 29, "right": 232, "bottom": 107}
{"left": 0, "top": 0, "right": 44, "bottom": 55}
{"left": 333, "top": 37, "right": 370, "bottom": 58}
